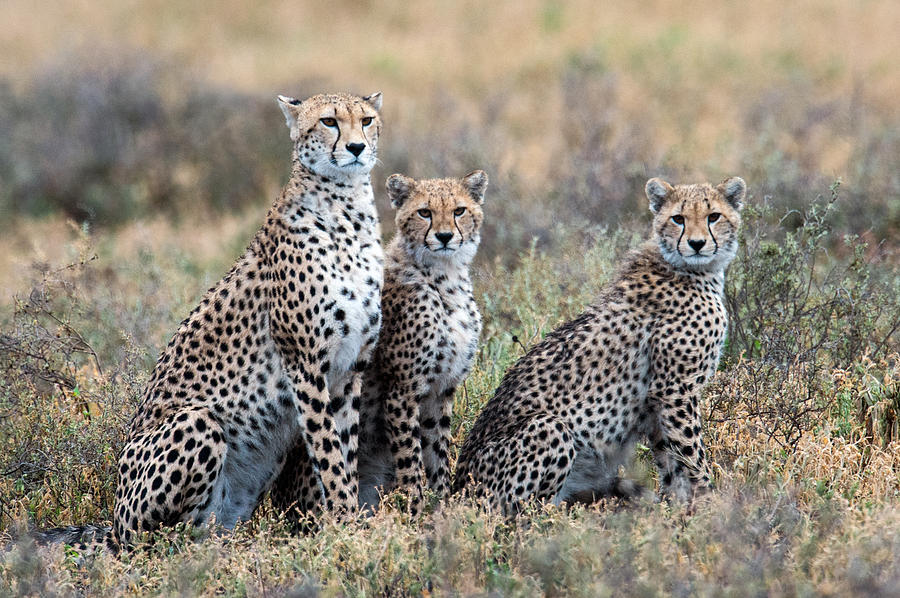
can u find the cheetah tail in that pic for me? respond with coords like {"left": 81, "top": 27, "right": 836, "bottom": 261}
{"left": 32, "top": 524, "right": 118, "bottom": 554}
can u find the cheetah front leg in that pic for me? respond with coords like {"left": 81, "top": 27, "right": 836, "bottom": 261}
{"left": 277, "top": 359, "right": 369, "bottom": 521}
{"left": 286, "top": 369, "right": 358, "bottom": 515}
{"left": 384, "top": 381, "right": 428, "bottom": 514}
{"left": 648, "top": 381, "right": 711, "bottom": 503}
{"left": 420, "top": 387, "right": 455, "bottom": 497}
{"left": 339, "top": 367, "right": 367, "bottom": 488}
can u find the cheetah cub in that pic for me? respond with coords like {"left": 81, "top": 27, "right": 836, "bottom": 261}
{"left": 38, "top": 92, "right": 384, "bottom": 551}
{"left": 454, "top": 176, "right": 747, "bottom": 513}
{"left": 358, "top": 171, "right": 487, "bottom": 514}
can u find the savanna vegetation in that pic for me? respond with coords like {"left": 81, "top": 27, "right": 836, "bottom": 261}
{"left": 2, "top": 0, "right": 899, "bottom": 595}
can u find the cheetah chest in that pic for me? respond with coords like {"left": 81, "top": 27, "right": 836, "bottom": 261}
{"left": 428, "top": 283, "right": 480, "bottom": 393}
{"left": 314, "top": 214, "right": 384, "bottom": 386}
{"left": 704, "top": 290, "right": 729, "bottom": 374}
{"left": 329, "top": 249, "right": 383, "bottom": 380}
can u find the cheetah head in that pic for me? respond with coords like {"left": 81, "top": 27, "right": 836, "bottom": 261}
{"left": 646, "top": 176, "right": 746, "bottom": 273}
{"left": 277, "top": 92, "right": 382, "bottom": 180}
{"left": 386, "top": 170, "right": 488, "bottom": 266}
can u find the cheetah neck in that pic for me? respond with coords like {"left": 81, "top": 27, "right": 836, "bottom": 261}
{"left": 678, "top": 257, "right": 726, "bottom": 293}
{"left": 278, "top": 158, "right": 376, "bottom": 215}
{"left": 632, "top": 241, "right": 727, "bottom": 295}
{"left": 387, "top": 237, "right": 474, "bottom": 290}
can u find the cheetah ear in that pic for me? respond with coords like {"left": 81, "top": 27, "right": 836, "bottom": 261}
{"left": 363, "top": 92, "right": 383, "bottom": 112}
{"left": 462, "top": 170, "right": 489, "bottom": 204}
{"left": 386, "top": 174, "right": 415, "bottom": 209}
{"left": 717, "top": 176, "right": 747, "bottom": 211}
{"left": 645, "top": 177, "right": 674, "bottom": 213}
{"left": 276, "top": 95, "right": 303, "bottom": 138}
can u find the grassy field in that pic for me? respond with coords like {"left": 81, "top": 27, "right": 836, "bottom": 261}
{"left": 2, "top": 1, "right": 900, "bottom": 595}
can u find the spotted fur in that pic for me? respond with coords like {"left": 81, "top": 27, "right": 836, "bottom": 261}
{"left": 356, "top": 171, "right": 486, "bottom": 515}
{"left": 453, "top": 176, "right": 747, "bottom": 513}
{"left": 35, "top": 91, "right": 385, "bottom": 552}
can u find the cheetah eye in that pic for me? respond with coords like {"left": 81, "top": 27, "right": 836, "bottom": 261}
{"left": 320, "top": 117, "right": 338, "bottom": 127}
{"left": 453, "top": 207, "right": 466, "bottom": 217}
{"left": 361, "top": 116, "right": 374, "bottom": 126}
{"left": 417, "top": 208, "right": 432, "bottom": 219}
{"left": 708, "top": 213, "right": 721, "bottom": 223}
{"left": 671, "top": 215, "right": 685, "bottom": 225}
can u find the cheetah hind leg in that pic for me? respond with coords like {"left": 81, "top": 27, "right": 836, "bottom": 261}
{"left": 113, "top": 407, "right": 228, "bottom": 546}
{"left": 457, "top": 414, "right": 577, "bottom": 516}
{"left": 36, "top": 406, "right": 229, "bottom": 554}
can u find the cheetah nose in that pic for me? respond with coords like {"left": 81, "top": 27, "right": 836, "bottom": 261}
{"left": 435, "top": 232, "right": 453, "bottom": 246}
{"left": 687, "top": 239, "right": 706, "bottom": 252}
{"left": 346, "top": 142, "right": 365, "bottom": 157}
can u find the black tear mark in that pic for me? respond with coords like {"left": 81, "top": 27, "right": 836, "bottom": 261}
{"left": 454, "top": 213, "right": 465, "bottom": 242}
{"left": 423, "top": 215, "right": 433, "bottom": 248}
{"left": 707, "top": 221, "right": 719, "bottom": 253}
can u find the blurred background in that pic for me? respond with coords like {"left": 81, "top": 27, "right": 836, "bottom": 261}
{"left": 2, "top": 0, "right": 898, "bottom": 268}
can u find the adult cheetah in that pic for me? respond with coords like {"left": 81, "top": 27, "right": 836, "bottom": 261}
{"left": 39, "top": 92, "right": 384, "bottom": 550}
{"left": 453, "top": 176, "right": 747, "bottom": 513}
{"left": 357, "top": 170, "right": 487, "bottom": 515}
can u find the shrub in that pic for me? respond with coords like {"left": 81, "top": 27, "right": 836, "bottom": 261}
{"left": 713, "top": 182, "right": 900, "bottom": 449}
{"left": 0, "top": 51, "right": 287, "bottom": 226}
{"left": 0, "top": 250, "right": 143, "bottom": 529}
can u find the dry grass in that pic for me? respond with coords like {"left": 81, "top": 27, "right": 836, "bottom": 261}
{"left": 6, "top": 491, "right": 900, "bottom": 597}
